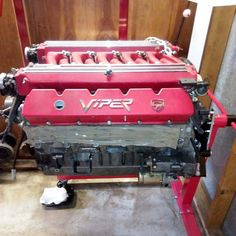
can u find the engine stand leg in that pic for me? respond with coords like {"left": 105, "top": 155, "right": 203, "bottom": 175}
{"left": 171, "top": 177, "right": 202, "bottom": 236}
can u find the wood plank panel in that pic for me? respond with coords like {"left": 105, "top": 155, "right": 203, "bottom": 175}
{"left": 0, "top": 0, "right": 23, "bottom": 132}
{"left": 200, "top": 6, "right": 236, "bottom": 107}
{"left": 207, "top": 188, "right": 235, "bottom": 229}
{"left": 207, "top": 139, "right": 236, "bottom": 229}
{"left": 0, "top": 0, "right": 23, "bottom": 72}
{"left": 128, "top": 0, "right": 196, "bottom": 55}
{"left": 25, "top": 0, "right": 196, "bottom": 56}
{"left": 24, "top": 0, "right": 120, "bottom": 42}
{"left": 194, "top": 180, "right": 224, "bottom": 235}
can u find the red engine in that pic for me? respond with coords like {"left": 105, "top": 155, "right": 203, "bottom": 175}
{"left": 0, "top": 39, "right": 218, "bottom": 184}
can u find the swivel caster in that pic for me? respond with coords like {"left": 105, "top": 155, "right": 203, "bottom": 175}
{"left": 57, "top": 180, "right": 68, "bottom": 188}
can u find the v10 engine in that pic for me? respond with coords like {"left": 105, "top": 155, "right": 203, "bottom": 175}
{"left": 0, "top": 39, "right": 215, "bottom": 184}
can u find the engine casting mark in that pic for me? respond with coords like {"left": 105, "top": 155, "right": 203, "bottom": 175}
{"left": 79, "top": 99, "right": 134, "bottom": 112}
{"left": 151, "top": 99, "right": 165, "bottom": 112}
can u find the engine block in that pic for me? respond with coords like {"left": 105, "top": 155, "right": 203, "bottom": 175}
{"left": 0, "top": 39, "right": 214, "bottom": 183}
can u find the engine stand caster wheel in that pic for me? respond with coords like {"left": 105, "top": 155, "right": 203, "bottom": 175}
{"left": 42, "top": 182, "right": 76, "bottom": 209}
{"left": 57, "top": 180, "right": 68, "bottom": 188}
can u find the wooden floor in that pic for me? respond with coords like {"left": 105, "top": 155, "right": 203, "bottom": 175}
{"left": 0, "top": 171, "right": 187, "bottom": 236}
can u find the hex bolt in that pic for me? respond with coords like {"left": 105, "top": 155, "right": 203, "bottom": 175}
{"left": 22, "top": 77, "right": 29, "bottom": 84}
{"left": 24, "top": 121, "right": 30, "bottom": 126}
{"left": 178, "top": 138, "right": 184, "bottom": 144}
{"left": 104, "top": 68, "right": 113, "bottom": 76}
{"left": 64, "top": 143, "right": 70, "bottom": 149}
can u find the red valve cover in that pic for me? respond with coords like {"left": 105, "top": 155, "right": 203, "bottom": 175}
{"left": 22, "top": 88, "right": 194, "bottom": 125}
{"left": 18, "top": 41, "right": 196, "bottom": 125}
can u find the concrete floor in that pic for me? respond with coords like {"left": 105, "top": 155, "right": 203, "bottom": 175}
{"left": 0, "top": 171, "right": 186, "bottom": 236}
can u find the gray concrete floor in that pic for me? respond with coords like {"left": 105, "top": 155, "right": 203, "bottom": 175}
{"left": 0, "top": 171, "right": 186, "bottom": 236}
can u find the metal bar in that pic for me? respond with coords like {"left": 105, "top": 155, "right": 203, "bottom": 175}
{"left": 174, "top": 1, "right": 190, "bottom": 45}
{"left": 24, "top": 64, "right": 186, "bottom": 68}
{"left": 22, "top": 68, "right": 187, "bottom": 73}
{"left": 119, "top": 0, "right": 129, "bottom": 40}
{"left": 182, "top": 177, "right": 201, "bottom": 204}
{"left": 207, "top": 90, "right": 227, "bottom": 114}
{"left": 70, "top": 178, "right": 138, "bottom": 184}
{"left": 207, "top": 90, "right": 228, "bottom": 148}
{"left": 12, "top": 0, "right": 30, "bottom": 65}
{"left": 44, "top": 40, "right": 154, "bottom": 47}
{"left": 231, "top": 122, "right": 236, "bottom": 130}
{"left": 58, "top": 174, "right": 138, "bottom": 181}
{"left": 171, "top": 180, "right": 202, "bottom": 236}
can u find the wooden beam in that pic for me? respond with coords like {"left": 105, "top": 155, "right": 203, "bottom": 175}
{"left": 218, "top": 140, "right": 236, "bottom": 191}
{"left": 207, "top": 189, "right": 235, "bottom": 229}
{"left": 206, "top": 139, "right": 236, "bottom": 229}
{"left": 194, "top": 180, "right": 224, "bottom": 236}
{"left": 199, "top": 6, "right": 236, "bottom": 107}
{"left": 0, "top": 159, "right": 37, "bottom": 171}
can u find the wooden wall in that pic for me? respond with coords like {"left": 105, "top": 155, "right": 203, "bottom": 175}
{"left": 128, "top": 0, "right": 196, "bottom": 54}
{"left": 0, "top": 0, "right": 23, "bottom": 131}
{"left": 0, "top": 0, "right": 23, "bottom": 72}
{"left": 24, "top": 0, "right": 120, "bottom": 41}
{"left": 23, "top": 0, "right": 195, "bottom": 55}
{"left": 200, "top": 6, "right": 236, "bottom": 107}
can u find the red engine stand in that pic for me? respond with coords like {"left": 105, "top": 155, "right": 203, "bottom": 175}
{"left": 171, "top": 177, "right": 201, "bottom": 236}
{"left": 171, "top": 91, "right": 236, "bottom": 236}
